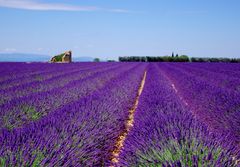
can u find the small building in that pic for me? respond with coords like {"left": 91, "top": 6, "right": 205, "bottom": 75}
{"left": 51, "top": 51, "right": 72, "bottom": 63}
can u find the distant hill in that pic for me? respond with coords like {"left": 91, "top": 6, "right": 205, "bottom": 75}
{"left": 0, "top": 53, "right": 51, "bottom": 62}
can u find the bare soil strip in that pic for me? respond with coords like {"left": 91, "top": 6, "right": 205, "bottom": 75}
{"left": 110, "top": 71, "right": 147, "bottom": 166}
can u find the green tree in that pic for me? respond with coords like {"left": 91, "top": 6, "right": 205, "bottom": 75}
{"left": 94, "top": 58, "right": 100, "bottom": 62}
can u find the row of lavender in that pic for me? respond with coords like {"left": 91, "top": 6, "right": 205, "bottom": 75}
{"left": 0, "top": 63, "right": 123, "bottom": 129}
{"left": 177, "top": 62, "right": 240, "bottom": 78}
{"left": 167, "top": 63, "right": 240, "bottom": 92}
{"left": 1, "top": 62, "right": 239, "bottom": 166}
{"left": 0, "top": 63, "right": 116, "bottom": 103}
{"left": 0, "top": 63, "right": 98, "bottom": 85}
{"left": 0, "top": 62, "right": 147, "bottom": 166}
{"left": 118, "top": 64, "right": 238, "bottom": 166}
{"left": 158, "top": 63, "right": 240, "bottom": 146}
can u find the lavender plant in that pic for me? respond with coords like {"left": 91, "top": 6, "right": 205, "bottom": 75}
{"left": 118, "top": 64, "right": 238, "bottom": 166}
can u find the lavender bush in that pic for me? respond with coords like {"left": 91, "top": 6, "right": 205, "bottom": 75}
{"left": 0, "top": 62, "right": 239, "bottom": 166}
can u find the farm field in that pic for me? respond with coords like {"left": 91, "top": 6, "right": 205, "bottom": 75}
{"left": 0, "top": 62, "right": 239, "bottom": 166}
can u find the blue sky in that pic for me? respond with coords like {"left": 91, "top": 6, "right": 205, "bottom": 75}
{"left": 0, "top": 0, "right": 240, "bottom": 60}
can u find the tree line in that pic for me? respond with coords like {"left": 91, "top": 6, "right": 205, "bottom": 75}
{"left": 119, "top": 54, "right": 190, "bottom": 62}
{"left": 93, "top": 53, "right": 240, "bottom": 63}
{"left": 191, "top": 57, "right": 240, "bottom": 63}
{"left": 118, "top": 54, "right": 240, "bottom": 63}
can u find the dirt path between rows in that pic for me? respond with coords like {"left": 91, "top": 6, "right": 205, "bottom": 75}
{"left": 110, "top": 71, "right": 147, "bottom": 166}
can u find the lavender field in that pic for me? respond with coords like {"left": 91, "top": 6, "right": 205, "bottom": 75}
{"left": 0, "top": 62, "right": 239, "bottom": 166}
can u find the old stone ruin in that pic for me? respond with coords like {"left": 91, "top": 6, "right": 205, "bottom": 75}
{"left": 51, "top": 51, "right": 72, "bottom": 63}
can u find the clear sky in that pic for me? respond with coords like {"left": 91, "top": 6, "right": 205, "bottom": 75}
{"left": 0, "top": 0, "right": 240, "bottom": 60}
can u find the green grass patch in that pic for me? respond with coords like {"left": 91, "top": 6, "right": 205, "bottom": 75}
{"left": 22, "top": 106, "right": 41, "bottom": 121}
{"left": 136, "top": 138, "right": 227, "bottom": 166}
{"left": 32, "top": 150, "right": 45, "bottom": 167}
{"left": 0, "top": 157, "right": 6, "bottom": 167}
